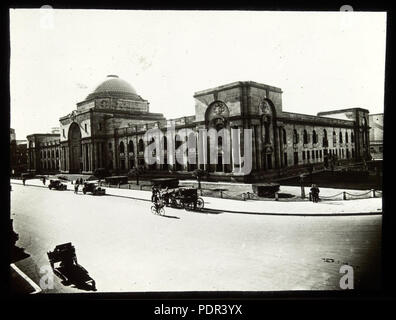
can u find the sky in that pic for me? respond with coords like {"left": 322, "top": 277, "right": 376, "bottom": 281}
{"left": 9, "top": 9, "right": 387, "bottom": 140}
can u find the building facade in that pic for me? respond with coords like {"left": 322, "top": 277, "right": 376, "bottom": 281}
{"left": 369, "top": 113, "right": 383, "bottom": 160}
{"left": 10, "top": 128, "right": 27, "bottom": 175}
{"left": 26, "top": 76, "right": 371, "bottom": 180}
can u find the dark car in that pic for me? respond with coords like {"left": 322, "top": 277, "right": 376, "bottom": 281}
{"left": 47, "top": 242, "right": 96, "bottom": 291}
{"left": 82, "top": 182, "right": 106, "bottom": 195}
{"left": 48, "top": 180, "right": 67, "bottom": 190}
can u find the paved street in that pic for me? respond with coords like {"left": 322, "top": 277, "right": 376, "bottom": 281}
{"left": 10, "top": 182, "right": 382, "bottom": 293}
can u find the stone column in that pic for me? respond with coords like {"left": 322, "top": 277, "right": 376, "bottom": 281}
{"left": 273, "top": 122, "right": 280, "bottom": 169}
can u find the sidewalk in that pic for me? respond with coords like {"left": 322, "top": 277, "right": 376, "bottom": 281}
{"left": 11, "top": 179, "right": 382, "bottom": 216}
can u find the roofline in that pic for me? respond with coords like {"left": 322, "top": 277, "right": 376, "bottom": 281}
{"left": 194, "top": 81, "right": 283, "bottom": 97}
{"left": 317, "top": 107, "right": 370, "bottom": 115}
{"left": 27, "top": 133, "right": 60, "bottom": 138}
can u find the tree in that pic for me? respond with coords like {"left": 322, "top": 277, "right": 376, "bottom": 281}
{"left": 128, "top": 166, "right": 144, "bottom": 185}
{"left": 193, "top": 168, "right": 206, "bottom": 189}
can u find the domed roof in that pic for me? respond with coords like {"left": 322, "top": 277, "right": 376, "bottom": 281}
{"left": 86, "top": 75, "right": 142, "bottom": 101}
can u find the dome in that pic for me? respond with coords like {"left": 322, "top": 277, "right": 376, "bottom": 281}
{"left": 85, "top": 75, "right": 142, "bottom": 101}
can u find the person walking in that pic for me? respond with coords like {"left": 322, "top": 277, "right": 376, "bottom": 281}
{"left": 22, "top": 178, "right": 26, "bottom": 186}
{"left": 42, "top": 176, "right": 46, "bottom": 185}
{"left": 74, "top": 182, "right": 79, "bottom": 194}
{"left": 310, "top": 184, "right": 320, "bottom": 203}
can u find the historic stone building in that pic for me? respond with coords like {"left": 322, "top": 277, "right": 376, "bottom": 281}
{"left": 26, "top": 129, "right": 61, "bottom": 173}
{"left": 26, "top": 75, "right": 371, "bottom": 180}
{"left": 369, "top": 113, "right": 383, "bottom": 160}
{"left": 10, "top": 128, "right": 27, "bottom": 176}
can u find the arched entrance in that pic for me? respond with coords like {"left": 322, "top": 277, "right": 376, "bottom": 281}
{"left": 68, "top": 122, "right": 82, "bottom": 173}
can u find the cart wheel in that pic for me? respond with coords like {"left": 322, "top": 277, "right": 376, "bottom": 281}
{"left": 185, "top": 202, "right": 194, "bottom": 211}
{"left": 151, "top": 205, "right": 157, "bottom": 215}
{"left": 159, "top": 207, "right": 165, "bottom": 216}
{"left": 196, "top": 197, "right": 204, "bottom": 210}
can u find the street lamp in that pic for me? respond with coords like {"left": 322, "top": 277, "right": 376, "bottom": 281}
{"left": 299, "top": 173, "right": 307, "bottom": 199}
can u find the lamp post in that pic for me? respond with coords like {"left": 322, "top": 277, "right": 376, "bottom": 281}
{"left": 299, "top": 174, "right": 306, "bottom": 199}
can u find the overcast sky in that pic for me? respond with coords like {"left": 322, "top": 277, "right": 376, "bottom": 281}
{"left": 10, "top": 9, "right": 386, "bottom": 140}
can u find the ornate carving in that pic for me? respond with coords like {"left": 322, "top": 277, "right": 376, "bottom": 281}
{"left": 69, "top": 110, "right": 77, "bottom": 122}
{"left": 100, "top": 99, "right": 109, "bottom": 108}
{"left": 212, "top": 101, "right": 227, "bottom": 115}
{"left": 259, "top": 99, "right": 271, "bottom": 115}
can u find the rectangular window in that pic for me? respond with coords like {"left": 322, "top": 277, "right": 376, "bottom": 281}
{"left": 267, "top": 154, "right": 272, "bottom": 170}
{"left": 293, "top": 152, "right": 298, "bottom": 165}
{"left": 312, "top": 150, "right": 315, "bottom": 159}
{"left": 319, "top": 150, "right": 322, "bottom": 158}
{"left": 302, "top": 151, "right": 305, "bottom": 160}
{"left": 284, "top": 152, "right": 288, "bottom": 167}
{"left": 316, "top": 150, "right": 319, "bottom": 159}
{"left": 307, "top": 151, "right": 310, "bottom": 160}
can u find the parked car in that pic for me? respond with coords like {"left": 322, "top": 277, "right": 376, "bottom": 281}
{"left": 82, "top": 182, "right": 106, "bottom": 195}
{"left": 48, "top": 179, "right": 67, "bottom": 190}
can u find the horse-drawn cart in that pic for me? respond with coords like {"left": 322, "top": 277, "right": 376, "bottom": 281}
{"left": 166, "top": 188, "right": 204, "bottom": 211}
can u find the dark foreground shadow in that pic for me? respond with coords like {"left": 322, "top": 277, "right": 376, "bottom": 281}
{"left": 10, "top": 246, "right": 30, "bottom": 263}
{"left": 159, "top": 214, "right": 180, "bottom": 219}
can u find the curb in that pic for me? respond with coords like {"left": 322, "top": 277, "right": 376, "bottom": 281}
{"left": 10, "top": 263, "right": 42, "bottom": 294}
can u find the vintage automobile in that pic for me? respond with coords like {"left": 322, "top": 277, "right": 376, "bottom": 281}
{"left": 48, "top": 179, "right": 67, "bottom": 190}
{"left": 159, "top": 187, "right": 204, "bottom": 211}
{"left": 47, "top": 242, "right": 96, "bottom": 291}
{"left": 82, "top": 182, "right": 106, "bottom": 195}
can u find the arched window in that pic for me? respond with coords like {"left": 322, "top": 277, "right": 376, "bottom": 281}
{"left": 128, "top": 140, "right": 134, "bottom": 153}
{"left": 312, "top": 130, "right": 318, "bottom": 144}
{"left": 303, "top": 130, "right": 308, "bottom": 144}
{"left": 333, "top": 131, "right": 336, "bottom": 145}
{"left": 351, "top": 132, "right": 354, "bottom": 143}
{"left": 162, "top": 136, "right": 168, "bottom": 151}
{"left": 323, "top": 129, "right": 328, "bottom": 147}
{"left": 138, "top": 139, "right": 144, "bottom": 153}
{"left": 119, "top": 141, "right": 125, "bottom": 153}
{"left": 339, "top": 131, "right": 343, "bottom": 143}
{"left": 56, "top": 149, "right": 59, "bottom": 158}
{"left": 293, "top": 129, "right": 299, "bottom": 144}
{"left": 345, "top": 132, "right": 349, "bottom": 143}
{"left": 282, "top": 128, "right": 287, "bottom": 145}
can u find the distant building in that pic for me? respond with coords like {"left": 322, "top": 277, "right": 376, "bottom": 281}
{"left": 10, "top": 128, "right": 16, "bottom": 142}
{"left": 26, "top": 133, "right": 60, "bottom": 173}
{"left": 10, "top": 128, "right": 27, "bottom": 175}
{"left": 26, "top": 75, "right": 371, "bottom": 181}
{"left": 369, "top": 113, "right": 383, "bottom": 160}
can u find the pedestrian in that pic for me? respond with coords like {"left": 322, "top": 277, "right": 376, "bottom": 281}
{"left": 310, "top": 184, "right": 320, "bottom": 203}
{"left": 22, "top": 178, "right": 26, "bottom": 186}
{"left": 74, "top": 182, "right": 79, "bottom": 194}
{"left": 314, "top": 185, "right": 320, "bottom": 202}
{"left": 42, "top": 176, "right": 46, "bottom": 185}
